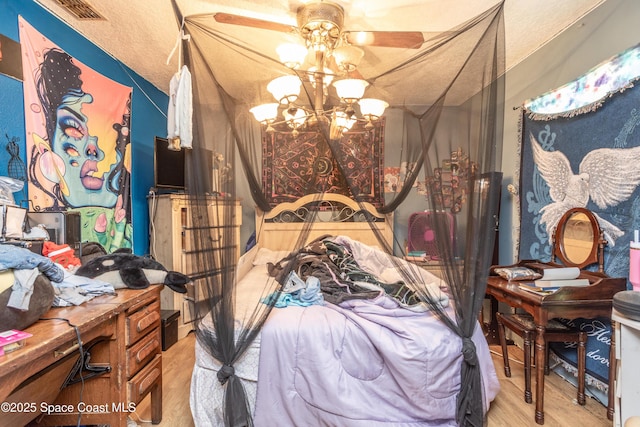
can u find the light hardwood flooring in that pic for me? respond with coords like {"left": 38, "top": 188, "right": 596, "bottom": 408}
{"left": 133, "top": 333, "right": 610, "bottom": 426}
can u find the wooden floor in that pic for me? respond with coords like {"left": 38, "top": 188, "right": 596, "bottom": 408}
{"left": 133, "top": 333, "right": 610, "bottom": 427}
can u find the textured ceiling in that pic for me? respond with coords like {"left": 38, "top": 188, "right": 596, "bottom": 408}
{"left": 33, "top": 0, "right": 606, "bottom": 96}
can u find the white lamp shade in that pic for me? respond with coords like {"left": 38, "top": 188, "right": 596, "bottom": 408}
{"left": 267, "top": 75, "right": 301, "bottom": 104}
{"left": 333, "top": 78, "right": 369, "bottom": 100}
{"left": 333, "top": 111, "right": 356, "bottom": 130}
{"left": 250, "top": 103, "right": 279, "bottom": 123}
{"left": 333, "top": 45, "right": 364, "bottom": 71}
{"left": 359, "top": 98, "right": 389, "bottom": 119}
{"left": 276, "top": 43, "right": 308, "bottom": 69}
{"left": 283, "top": 107, "right": 308, "bottom": 127}
{"left": 330, "top": 111, "right": 356, "bottom": 139}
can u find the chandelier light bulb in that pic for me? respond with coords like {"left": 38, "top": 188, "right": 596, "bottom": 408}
{"left": 283, "top": 107, "right": 308, "bottom": 129}
{"left": 267, "top": 75, "right": 301, "bottom": 104}
{"left": 359, "top": 98, "right": 389, "bottom": 120}
{"left": 332, "top": 45, "right": 364, "bottom": 72}
{"left": 276, "top": 43, "right": 308, "bottom": 69}
{"left": 329, "top": 111, "right": 355, "bottom": 139}
{"left": 333, "top": 78, "right": 369, "bottom": 102}
{"left": 250, "top": 103, "right": 279, "bottom": 123}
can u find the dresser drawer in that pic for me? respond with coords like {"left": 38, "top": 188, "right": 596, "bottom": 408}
{"left": 128, "top": 353, "right": 162, "bottom": 404}
{"left": 126, "top": 299, "right": 161, "bottom": 345}
{"left": 126, "top": 327, "right": 161, "bottom": 378}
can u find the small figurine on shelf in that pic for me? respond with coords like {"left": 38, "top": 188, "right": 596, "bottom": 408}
{"left": 212, "top": 152, "right": 232, "bottom": 197}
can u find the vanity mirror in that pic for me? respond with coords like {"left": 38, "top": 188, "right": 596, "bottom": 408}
{"left": 552, "top": 207, "right": 606, "bottom": 272}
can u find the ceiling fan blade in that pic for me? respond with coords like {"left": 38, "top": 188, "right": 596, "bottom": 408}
{"left": 214, "top": 12, "right": 295, "bottom": 33}
{"left": 345, "top": 31, "right": 424, "bottom": 49}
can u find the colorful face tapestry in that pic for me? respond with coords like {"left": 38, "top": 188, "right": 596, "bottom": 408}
{"left": 262, "top": 120, "right": 384, "bottom": 208}
{"left": 19, "top": 17, "right": 133, "bottom": 252}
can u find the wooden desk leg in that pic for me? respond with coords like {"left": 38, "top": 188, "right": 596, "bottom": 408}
{"left": 535, "top": 324, "right": 546, "bottom": 425}
{"left": 607, "top": 319, "right": 616, "bottom": 421}
{"left": 150, "top": 357, "right": 163, "bottom": 425}
{"left": 151, "top": 378, "right": 163, "bottom": 424}
{"left": 483, "top": 296, "right": 500, "bottom": 345}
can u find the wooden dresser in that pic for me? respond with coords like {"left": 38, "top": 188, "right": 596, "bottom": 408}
{"left": 149, "top": 193, "right": 242, "bottom": 339}
{"left": 0, "top": 286, "right": 163, "bottom": 427}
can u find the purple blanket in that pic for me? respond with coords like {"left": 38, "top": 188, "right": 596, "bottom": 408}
{"left": 253, "top": 293, "right": 499, "bottom": 426}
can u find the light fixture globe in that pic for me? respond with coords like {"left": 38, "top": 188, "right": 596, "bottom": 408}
{"left": 333, "top": 45, "right": 364, "bottom": 72}
{"left": 333, "top": 78, "right": 369, "bottom": 102}
{"left": 276, "top": 43, "right": 308, "bottom": 69}
{"left": 250, "top": 103, "right": 279, "bottom": 123}
{"left": 283, "top": 107, "right": 308, "bottom": 137}
{"left": 329, "top": 110, "right": 356, "bottom": 139}
{"left": 359, "top": 98, "right": 388, "bottom": 119}
{"left": 267, "top": 75, "right": 301, "bottom": 104}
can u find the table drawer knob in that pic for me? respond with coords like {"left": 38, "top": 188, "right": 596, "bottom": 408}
{"left": 54, "top": 342, "right": 79, "bottom": 358}
{"left": 138, "top": 367, "right": 161, "bottom": 396}
{"left": 137, "top": 311, "right": 160, "bottom": 333}
{"left": 136, "top": 339, "right": 160, "bottom": 363}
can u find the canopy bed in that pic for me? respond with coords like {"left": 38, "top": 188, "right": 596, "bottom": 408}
{"left": 167, "top": 0, "right": 506, "bottom": 425}
{"left": 191, "top": 193, "right": 500, "bottom": 426}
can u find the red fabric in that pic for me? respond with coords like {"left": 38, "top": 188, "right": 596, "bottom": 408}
{"left": 42, "top": 241, "right": 81, "bottom": 269}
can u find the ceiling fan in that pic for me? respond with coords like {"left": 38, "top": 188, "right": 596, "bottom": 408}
{"left": 213, "top": 1, "right": 423, "bottom": 137}
{"left": 213, "top": 1, "right": 425, "bottom": 50}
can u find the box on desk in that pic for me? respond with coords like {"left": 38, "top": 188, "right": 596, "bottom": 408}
{"left": 0, "top": 329, "right": 32, "bottom": 356}
{"left": 161, "top": 310, "right": 180, "bottom": 351}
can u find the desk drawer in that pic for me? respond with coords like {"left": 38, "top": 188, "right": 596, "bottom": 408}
{"left": 128, "top": 353, "right": 162, "bottom": 404}
{"left": 126, "top": 299, "right": 161, "bottom": 345}
{"left": 126, "top": 327, "right": 161, "bottom": 378}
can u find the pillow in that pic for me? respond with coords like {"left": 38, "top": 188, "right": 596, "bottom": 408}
{"left": 493, "top": 266, "right": 541, "bottom": 281}
{"left": 252, "top": 248, "right": 290, "bottom": 266}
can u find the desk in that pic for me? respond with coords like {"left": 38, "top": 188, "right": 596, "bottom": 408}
{"left": 486, "top": 262, "right": 625, "bottom": 424}
{"left": 0, "top": 286, "right": 163, "bottom": 427}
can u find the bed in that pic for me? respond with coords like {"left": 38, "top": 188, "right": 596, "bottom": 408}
{"left": 190, "top": 194, "right": 500, "bottom": 426}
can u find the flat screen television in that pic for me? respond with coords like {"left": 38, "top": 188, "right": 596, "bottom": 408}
{"left": 154, "top": 137, "right": 185, "bottom": 191}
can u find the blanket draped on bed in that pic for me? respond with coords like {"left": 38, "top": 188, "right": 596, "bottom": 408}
{"left": 253, "top": 291, "right": 498, "bottom": 426}
{"left": 267, "top": 236, "right": 439, "bottom": 308}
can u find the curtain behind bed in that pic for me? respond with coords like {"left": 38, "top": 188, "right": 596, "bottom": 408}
{"left": 170, "top": 1, "right": 505, "bottom": 426}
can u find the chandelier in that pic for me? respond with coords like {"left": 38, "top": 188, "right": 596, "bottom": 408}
{"left": 249, "top": 2, "right": 388, "bottom": 139}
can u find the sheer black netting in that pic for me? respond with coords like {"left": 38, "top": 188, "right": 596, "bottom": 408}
{"left": 170, "top": 1, "right": 504, "bottom": 425}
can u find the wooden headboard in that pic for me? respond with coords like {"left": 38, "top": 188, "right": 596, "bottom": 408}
{"left": 255, "top": 193, "right": 394, "bottom": 251}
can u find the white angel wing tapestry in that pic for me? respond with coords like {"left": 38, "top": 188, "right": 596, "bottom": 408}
{"left": 518, "top": 42, "right": 640, "bottom": 403}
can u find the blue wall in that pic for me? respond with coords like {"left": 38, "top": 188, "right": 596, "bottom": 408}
{"left": 0, "top": 0, "right": 168, "bottom": 254}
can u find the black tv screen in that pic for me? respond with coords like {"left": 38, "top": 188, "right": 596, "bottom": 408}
{"left": 154, "top": 137, "right": 185, "bottom": 191}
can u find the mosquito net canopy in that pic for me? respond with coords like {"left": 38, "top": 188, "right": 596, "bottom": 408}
{"left": 169, "top": 1, "right": 505, "bottom": 425}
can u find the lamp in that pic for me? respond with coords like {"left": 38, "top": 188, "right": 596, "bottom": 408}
{"left": 276, "top": 43, "right": 308, "bottom": 69}
{"left": 249, "top": 103, "right": 279, "bottom": 132}
{"left": 250, "top": 12, "right": 387, "bottom": 138}
{"left": 359, "top": 98, "right": 389, "bottom": 129}
{"left": 267, "top": 75, "right": 301, "bottom": 105}
{"left": 333, "top": 45, "right": 364, "bottom": 72}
